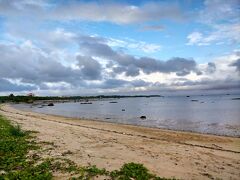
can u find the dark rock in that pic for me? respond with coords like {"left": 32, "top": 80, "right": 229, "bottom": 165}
{"left": 109, "top": 101, "right": 118, "bottom": 103}
{"left": 191, "top": 100, "right": 198, "bottom": 102}
{"left": 48, "top": 103, "right": 54, "bottom": 106}
{"left": 122, "top": 109, "right": 125, "bottom": 111}
{"left": 80, "top": 102, "right": 92, "bottom": 104}
{"left": 232, "top": 98, "right": 240, "bottom": 100}
{"left": 140, "top": 116, "right": 146, "bottom": 119}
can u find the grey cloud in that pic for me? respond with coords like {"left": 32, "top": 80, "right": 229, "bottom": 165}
{"left": 0, "top": 43, "right": 104, "bottom": 90}
{"left": 125, "top": 65, "right": 140, "bottom": 77}
{"left": 112, "top": 65, "right": 140, "bottom": 77}
{"left": 131, "top": 80, "right": 150, "bottom": 87}
{"left": 230, "top": 58, "right": 240, "bottom": 73}
{"left": 77, "top": 55, "right": 102, "bottom": 80}
{"left": 206, "top": 62, "right": 216, "bottom": 74}
{"left": 98, "top": 79, "right": 150, "bottom": 89}
{"left": 171, "top": 78, "right": 240, "bottom": 91}
{"left": 0, "top": 78, "right": 36, "bottom": 92}
{"left": 137, "top": 57, "right": 197, "bottom": 75}
{"left": 100, "top": 79, "right": 129, "bottom": 89}
{"left": 78, "top": 36, "right": 200, "bottom": 76}
{"left": 0, "top": 43, "right": 80, "bottom": 84}
{"left": 98, "top": 78, "right": 240, "bottom": 92}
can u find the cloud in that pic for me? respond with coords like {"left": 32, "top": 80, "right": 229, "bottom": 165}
{"left": 199, "top": 0, "right": 240, "bottom": 24}
{"left": 187, "top": 0, "right": 240, "bottom": 46}
{"left": 0, "top": 78, "right": 36, "bottom": 92}
{"left": 230, "top": 58, "right": 240, "bottom": 73}
{"left": 172, "top": 78, "right": 240, "bottom": 91}
{"left": 0, "top": 43, "right": 79, "bottom": 84}
{"left": 95, "top": 79, "right": 150, "bottom": 89}
{"left": 107, "top": 38, "right": 161, "bottom": 53}
{"left": 0, "top": 0, "right": 184, "bottom": 24}
{"left": 0, "top": 26, "right": 239, "bottom": 95}
{"left": 50, "top": 1, "right": 183, "bottom": 24}
{"left": 77, "top": 35, "right": 200, "bottom": 77}
{"left": 187, "top": 24, "right": 240, "bottom": 46}
{"left": 141, "top": 25, "right": 165, "bottom": 31}
{"left": 187, "top": 32, "right": 203, "bottom": 45}
{"left": 206, "top": 62, "right": 216, "bottom": 74}
{"left": 77, "top": 55, "right": 102, "bottom": 80}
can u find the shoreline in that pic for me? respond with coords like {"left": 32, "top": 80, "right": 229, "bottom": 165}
{"left": 12, "top": 98, "right": 240, "bottom": 138}
{"left": 1, "top": 104, "right": 240, "bottom": 179}
{"left": 7, "top": 103, "right": 240, "bottom": 142}
{"left": 12, "top": 103, "right": 240, "bottom": 138}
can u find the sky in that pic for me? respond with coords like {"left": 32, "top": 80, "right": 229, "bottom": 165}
{"left": 0, "top": 0, "right": 239, "bottom": 96}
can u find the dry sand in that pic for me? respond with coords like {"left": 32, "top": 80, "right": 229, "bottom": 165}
{"left": 0, "top": 104, "right": 240, "bottom": 179}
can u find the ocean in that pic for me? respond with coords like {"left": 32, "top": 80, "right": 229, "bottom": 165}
{"left": 13, "top": 94, "right": 240, "bottom": 137}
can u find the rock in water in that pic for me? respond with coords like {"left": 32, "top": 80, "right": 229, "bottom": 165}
{"left": 140, "top": 116, "right": 146, "bottom": 119}
{"left": 48, "top": 103, "right": 54, "bottom": 106}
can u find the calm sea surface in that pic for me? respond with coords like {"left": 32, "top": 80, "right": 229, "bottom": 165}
{"left": 13, "top": 94, "right": 240, "bottom": 137}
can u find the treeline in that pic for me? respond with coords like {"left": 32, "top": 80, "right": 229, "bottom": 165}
{"left": 0, "top": 94, "right": 163, "bottom": 103}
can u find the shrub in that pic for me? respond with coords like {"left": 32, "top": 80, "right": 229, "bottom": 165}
{"left": 9, "top": 124, "right": 26, "bottom": 137}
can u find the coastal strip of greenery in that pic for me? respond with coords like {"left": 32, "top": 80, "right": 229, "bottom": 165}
{"left": 0, "top": 115, "right": 173, "bottom": 180}
{"left": 0, "top": 94, "right": 163, "bottom": 104}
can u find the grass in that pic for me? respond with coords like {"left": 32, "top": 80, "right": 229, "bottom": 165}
{"left": 0, "top": 115, "right": 175, "bottom": 179}
{"left": 0, "top": 115, "right": 52, "bottom": 179}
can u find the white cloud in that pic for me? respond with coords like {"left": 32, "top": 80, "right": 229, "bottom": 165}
{"left": 187, "top": 23, "right": 240, "bottom": 46}
{"left": 187, "top": 0, "right": 240, "bottom": 46}
{"left": 0, "top": 0, "right": 184, "bottom": 24}
{"left": 187, "top": 32, "right": 203, "bottom": 45}
{"left": 199, "top": 0, "right": 240, "bottom": 25}
{"left": 107, "top": 38, "right": 161, "bottom": 53}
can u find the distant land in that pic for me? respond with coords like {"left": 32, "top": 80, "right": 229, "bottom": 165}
{"left": 0, "top": 94, "right": 164, "bottom": 103}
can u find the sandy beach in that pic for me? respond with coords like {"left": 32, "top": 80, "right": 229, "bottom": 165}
{"left": 0, "top": 104, "right": 240, "bottom": 179}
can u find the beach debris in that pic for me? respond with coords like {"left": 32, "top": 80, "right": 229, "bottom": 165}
{"left": 105, "top": 117, "right": 111, "bottom": 119}
{"left": 140, "top": 116, "right": 146, "bottom": 119}
{"left": 109, "top": 101, "right": 118, "bottom": 103}
{"left": 47, "top": 103, "right": 54, "bottom": 106}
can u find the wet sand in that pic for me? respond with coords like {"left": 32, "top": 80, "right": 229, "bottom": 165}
{"left": 0, "top": 104, "right": 240, "bottom": 179}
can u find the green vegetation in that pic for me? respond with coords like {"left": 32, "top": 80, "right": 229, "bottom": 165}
{"left": 0, "top": 94, "right": 163, "bottom": 104}
{"left": 110, "top": 163, "right": 163, "bottom": 180}
{"left": 0, "top": 115, "right": 52, "bottom": 179}
{"left": 0, "top": 115, "right": 173, "bottom": 179}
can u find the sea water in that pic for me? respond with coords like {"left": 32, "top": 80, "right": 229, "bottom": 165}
{"left": 13, "top": 94, "right": 240, "bottom": 137}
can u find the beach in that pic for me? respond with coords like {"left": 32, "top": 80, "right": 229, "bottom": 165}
{"left": 0, "top": 104, "right": 240, "bottom": 179}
